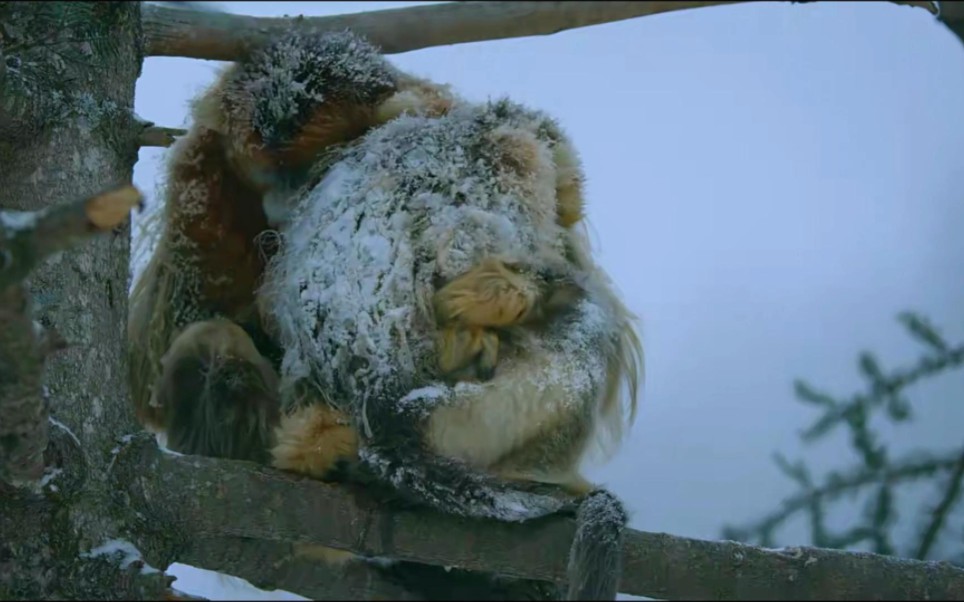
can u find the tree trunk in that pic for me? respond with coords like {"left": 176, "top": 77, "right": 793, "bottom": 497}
{"left": 0, "top": 2, "right": 173, "bottom": 597}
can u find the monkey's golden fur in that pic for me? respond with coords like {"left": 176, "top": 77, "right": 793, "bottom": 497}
{"left": 129, "top": 32, "right": 643, "bottom": 598}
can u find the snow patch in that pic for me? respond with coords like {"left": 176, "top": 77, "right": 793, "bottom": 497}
{"left": 0, "top": 209, "right": 39, "bottom": 231}
{"left": 81, "top": 539, "right": 160, "bottom": 575}
{"left": 48, "top": 416, "right": 80, "bottom": 447}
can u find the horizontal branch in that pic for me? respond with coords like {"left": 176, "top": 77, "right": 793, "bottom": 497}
{"left": 112, "top": 434, "right": 964, "bottom": 600}
{"left": 0, "top": 185, "right": 141, "bottom": 486}
{"left": 138, "top": 125, "right": 186, "bottom": 148}
{"left": 179, "top": 537, "right": 423, "bottom": 600}
{"left": 141, "top": 1, "right": 938, "bottom": 61}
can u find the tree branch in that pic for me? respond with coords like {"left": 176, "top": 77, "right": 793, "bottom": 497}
{"left": 915, "top": 447, "right": 964, "bottom": 561}
{"left": 138, "top": 126, "right": 186, "bottom": 148}
{"left": 178, "top": 537, "right": 424, "bottom": 600}
{"left": 723, "top": 450, "right": 964, "bottom": 547}
{"left": 111, "top": 434, "right": 964, "bottom": 601}
{"left": 0, "top": 185, "right": 143, "bottom": 290}
{"left": 141, "top": 1, "right": 939, "bottom": 61}
{"left": 0, "top": 184, "right": 141, "bottom": 485}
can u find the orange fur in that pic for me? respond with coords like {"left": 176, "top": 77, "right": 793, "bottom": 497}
{"left": 271, "top": 403, "right": 359, "bottom": 479}
{"left": 434, "top": 258, "right": 541, "bottom": 328}
{"left": 275, "top": 101, "right": 383, "bottom": 169}
{"left": 166, "top": 127, "right": 271, "bottom": 322}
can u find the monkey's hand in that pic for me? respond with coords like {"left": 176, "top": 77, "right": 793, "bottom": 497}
{"left": 433, "top": 258, "right": 585, "bottom": 381}
{"left": 436, "top": 325, "right": 500, "bottom": 382}
{"left": 433, "top": 259, "right": 539, "bottom": 381}
{"left": 434, "top": 259, "right": 541, "bottom": 328}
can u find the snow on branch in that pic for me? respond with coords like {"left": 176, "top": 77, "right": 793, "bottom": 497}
{"left": 0, "top": 184, "right": 141, "bottom": 485}
{"left": 141, "top": 1, "right": 939, "bottom": 61}
{"left": 111, "top": 433, "right": 964, "bottom": 601}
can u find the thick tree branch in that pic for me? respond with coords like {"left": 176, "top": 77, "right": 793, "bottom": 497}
{"left": 141, "top": 1, "right": 939, "bottom": 61}
{"left": 0, "top": 185, "right": 141, "bottom": 486}
{"left": 179, "top": 537, "right": 423, "bottom": 600}
{"left": 111, "top": 434, "right": 964, "bottom": 601}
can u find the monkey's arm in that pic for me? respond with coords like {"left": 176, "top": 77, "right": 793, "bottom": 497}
{"left": 128, "top": 119, "right": 272, "bottom": 429}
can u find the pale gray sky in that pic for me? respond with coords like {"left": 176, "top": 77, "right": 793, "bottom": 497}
{"left": 132, "top": 1, "right": 964, "bottom": 598}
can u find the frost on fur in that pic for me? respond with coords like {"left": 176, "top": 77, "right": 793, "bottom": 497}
{"left": 260, "top": 99, "right": 587, "bottom": 417}
{"left": 258, "top": 94, "right": 637, "bottom": 520}
{"left": 222, "top": 30, "right": 397, "bottom": 149}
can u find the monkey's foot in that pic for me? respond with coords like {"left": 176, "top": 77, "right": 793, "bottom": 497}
{"left": 271, "top": 403, "right": 359, "bottom": 479}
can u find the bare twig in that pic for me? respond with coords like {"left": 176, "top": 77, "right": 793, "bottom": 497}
{"left": 112, "top": 434, "right": 964, "bottom": 601}
{"left": 0, "top": 184, "right": 141, "bottom": 485}
{"left": 915, "top": 447, "right": 964, "bottom": 561}
{"left": 0, "top": 184, "right": 143, "bottom": 290}
{"left": 724, "top": 451, "right": 963, "bottom": 546}
{"left": 141, "top": 1, "right": 939, "bottom": 61}
{"left": 138, "top": 126, "right": 186, "bottom": 148}
{"left": 0, "top": 286, "right": 47, "bottom": 484}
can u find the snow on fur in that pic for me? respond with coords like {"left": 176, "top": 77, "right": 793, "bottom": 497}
{"left": 228, "top": 30, "right": 397, "bottom": 147}
{"left": 259, "top": 99, "right": 592, "bottom": 419}
{"left": 256, "top": 92, "right": 626, "bottom": 521}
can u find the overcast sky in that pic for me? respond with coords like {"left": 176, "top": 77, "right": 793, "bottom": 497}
{"left": 132, "top": 2, "right": 964, "bottom": 598}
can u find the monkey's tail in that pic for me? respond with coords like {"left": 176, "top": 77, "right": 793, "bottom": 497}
{"left": 344, "top": 439, "right": 574, "bottom": 523}
{"left": 564, "top": 490, "right": 627, "bottom": 600}
{"left": 340, "top": 449, "right": 626, "bottom": 601}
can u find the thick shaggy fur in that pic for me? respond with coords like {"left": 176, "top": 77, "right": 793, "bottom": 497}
{"left": 129, "top": 30, "right": 643, "bottom": 601}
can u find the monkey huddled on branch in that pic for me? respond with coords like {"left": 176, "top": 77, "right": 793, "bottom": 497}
{"left": 128, "top": 29, "right": 643, "bottom": 601}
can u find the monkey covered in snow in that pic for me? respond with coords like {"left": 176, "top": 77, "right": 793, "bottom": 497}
{"left": 129, "top": 30, "right": 643, "bottom": 601}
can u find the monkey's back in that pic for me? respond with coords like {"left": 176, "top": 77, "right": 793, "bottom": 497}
{"left": 259, "top": 99, "right": 574, "bottom": 412}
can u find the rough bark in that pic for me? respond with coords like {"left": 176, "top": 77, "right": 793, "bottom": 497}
{"left": 178, "top": 537, "right": 424, "bottom": 600}
{"left": 111, "top": 434, "right": 964, "bottom": 601}
{"left": 0, "top": 2, "right": 173, "bottom": 598}
{"left": 0, "top": 185, "right": 142, "bottom": 484}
